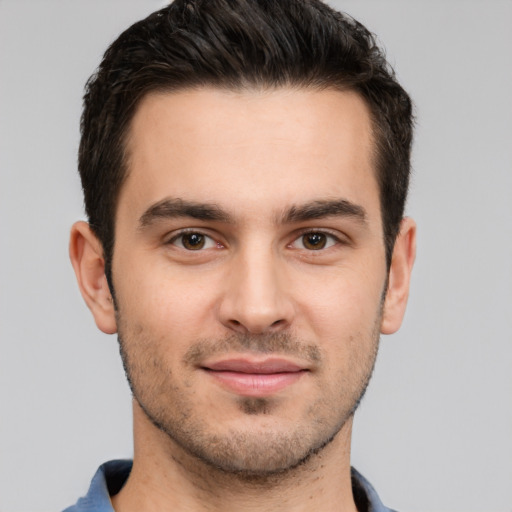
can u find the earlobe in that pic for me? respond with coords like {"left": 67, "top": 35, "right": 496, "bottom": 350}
{"left": 380, "top": 217, "right": 416, "bottom": 335}
{"left": 69, "top": 221, "right": 117, "bottom": 334}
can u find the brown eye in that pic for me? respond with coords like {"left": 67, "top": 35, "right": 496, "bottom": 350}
{"left": 168, "top": 231, "right": 220, "bottom": 251}
{"left": 290, "top": 231, "right": 339, "bottom": 251}
{"left": 302, "top": 233, "right": 327, "bottom": 250}
{"left": 181, "top": 233, "right": 206, "bottom": 250}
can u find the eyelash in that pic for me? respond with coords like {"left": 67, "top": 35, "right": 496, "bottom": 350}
{"left": 166, "top": 229, "right": 345, "bottom": 252}
{"left": 288, "top": 230, "right": 343, "bottom": 251}
{"left": 167, "top": 229, "right": 221, "bottom": 251}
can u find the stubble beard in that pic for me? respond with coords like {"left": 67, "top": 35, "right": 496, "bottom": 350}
{"left": 117, "top": 322, "right": 380, "bottom": 482}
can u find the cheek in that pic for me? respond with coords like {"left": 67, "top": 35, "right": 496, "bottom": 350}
{"left": 114, "top": 261, "right": 226, "bottom": 346}
{"left": 296, "top": 266, "right": 385, "bottom": 338}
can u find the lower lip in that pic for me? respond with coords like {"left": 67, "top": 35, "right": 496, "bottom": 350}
{"left": 204, "top": 370, "right": 306, "bottom": 397}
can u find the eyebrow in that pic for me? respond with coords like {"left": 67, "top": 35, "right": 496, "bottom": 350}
{"left": 280, "top": 199, "right": 367, "bottom": 224}
{"left": 138, "top": 197, "right": 367, "bottom": 229}
{"left": 138, "top": 198, "right": 232, "bottom": 228}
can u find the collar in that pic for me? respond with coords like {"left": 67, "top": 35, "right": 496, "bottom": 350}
{"left": 63, "top": 459, "right": 396, "bottom": 512}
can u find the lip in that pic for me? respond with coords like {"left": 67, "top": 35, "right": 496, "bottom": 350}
{"left": 201, "top": 357, "right": 309, "bottom": 397}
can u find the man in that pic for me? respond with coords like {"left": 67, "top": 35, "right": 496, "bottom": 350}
{"left": 66, "top": 1, "right": 416, "bottom": 511}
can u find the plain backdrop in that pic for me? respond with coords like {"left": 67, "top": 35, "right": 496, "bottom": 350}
{"left": 1, "top": 1, "right": 511, "bottom": 511}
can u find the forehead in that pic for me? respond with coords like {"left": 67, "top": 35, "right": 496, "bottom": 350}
{"left": 119, "top": 86, "right": 379, "bottom": 224}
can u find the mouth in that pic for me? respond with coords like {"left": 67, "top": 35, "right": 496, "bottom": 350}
{"left": 200, "top": 357, "right": 309, "bottom": 397}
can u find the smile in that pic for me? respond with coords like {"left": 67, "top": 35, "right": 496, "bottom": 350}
{"left": 201, "top": 358, "right": 309, "bottom": 397}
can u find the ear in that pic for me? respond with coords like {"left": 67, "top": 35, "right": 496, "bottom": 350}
{"left": 69, "top": 221, "right": 117, "bottom": 334}
{"left": 380, "top": 217, "right": 416, "bottom": 335}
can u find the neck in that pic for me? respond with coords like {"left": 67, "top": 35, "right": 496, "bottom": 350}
{"left": 112, "top": 402, "right": 359, "bottom": 512}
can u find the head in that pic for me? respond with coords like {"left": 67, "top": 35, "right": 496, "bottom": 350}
{"left": 78, "top": 0, "right": 413, "bottom": 289}
{"left": 70, "top": 0, "right": 416, "bottom": 481}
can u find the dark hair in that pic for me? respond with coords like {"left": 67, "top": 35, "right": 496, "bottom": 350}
{"left": 79, "top": 0, "right": 413, "bottom": 286}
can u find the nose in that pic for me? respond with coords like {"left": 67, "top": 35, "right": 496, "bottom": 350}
{"left": 218, "top": 247, "right": 295, "bottom": 335}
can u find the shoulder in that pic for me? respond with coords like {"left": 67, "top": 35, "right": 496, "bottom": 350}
{"left": 62, "top": 460, "right": 132, "bottom": 512}
{"left": 351, "top": 467, "right": 398, "bottom": 512}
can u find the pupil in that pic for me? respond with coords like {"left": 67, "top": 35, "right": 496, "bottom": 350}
{"left": 184, "top": 233, "right": 204, "bottom": 250}
{"left": 304, "top": 233, "right": 326, "bottom": 250}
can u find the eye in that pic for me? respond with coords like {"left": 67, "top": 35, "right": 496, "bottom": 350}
{"left": 291, "top": 231, "right": 339, "bottom": 251}
{"left": 170, "top": 232, "right": 218, "bottom": 250}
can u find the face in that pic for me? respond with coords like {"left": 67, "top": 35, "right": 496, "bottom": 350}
{"left": 111, "top": 87, "right": 389, "bottom": 476}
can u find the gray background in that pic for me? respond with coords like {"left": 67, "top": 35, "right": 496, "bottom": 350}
{"left": 1, "top": 1, "right": 511, "bottom": 511}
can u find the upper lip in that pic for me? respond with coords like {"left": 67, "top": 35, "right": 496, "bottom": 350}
{"left": 202, "top": 357, "right": 307, "bottom": 374}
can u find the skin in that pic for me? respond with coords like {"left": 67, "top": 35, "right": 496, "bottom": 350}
{"left": 70, "top": 87, "right": 416, "bottom": 512}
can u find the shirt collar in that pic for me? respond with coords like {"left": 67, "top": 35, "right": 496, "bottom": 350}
{"left": 63, "top": 460, "right": 395, "bottom": 512}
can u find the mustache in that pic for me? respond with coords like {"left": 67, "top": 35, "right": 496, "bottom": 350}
{"left": 182, "top": 332, "right": 322, "bottom": 367}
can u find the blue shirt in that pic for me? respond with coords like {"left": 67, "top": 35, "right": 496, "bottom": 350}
{"left": 63, "top": 459, "right": 396, "bottom": 512}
